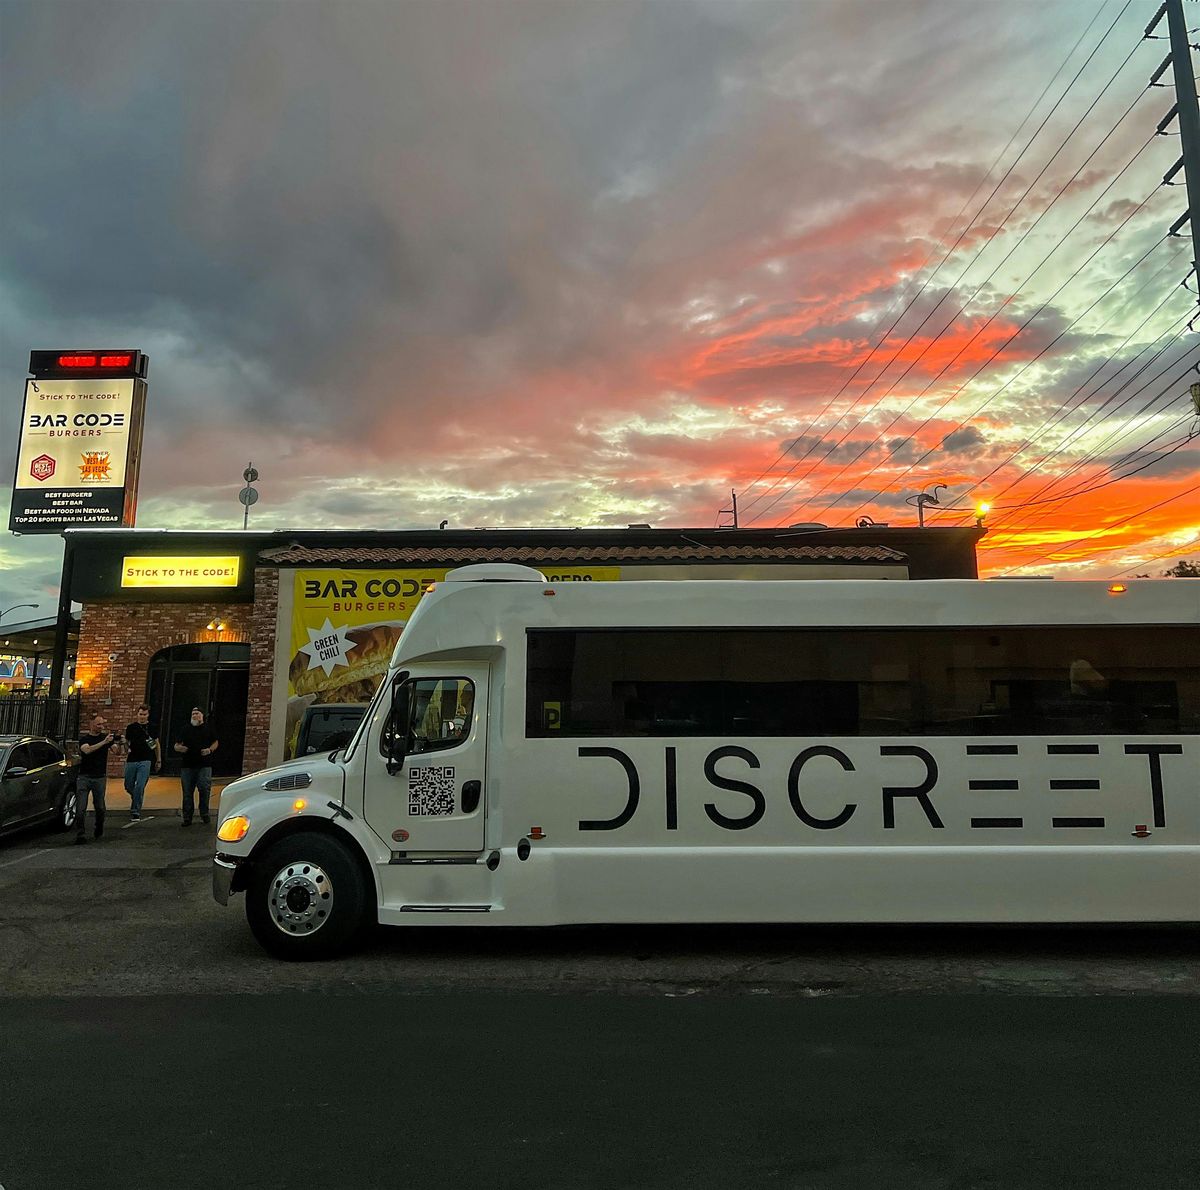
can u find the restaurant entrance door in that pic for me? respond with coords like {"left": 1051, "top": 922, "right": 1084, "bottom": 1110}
{"left": 146, "top": 643, "right": 250, "bottom": 777}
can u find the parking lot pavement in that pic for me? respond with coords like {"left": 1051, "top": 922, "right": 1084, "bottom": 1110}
{"left": 1, "top": 810, "right": 1199, "bottom": 999}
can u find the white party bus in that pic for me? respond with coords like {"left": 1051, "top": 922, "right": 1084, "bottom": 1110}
{"left": 212, "top": 565, "right": 1199, "bottom": 958}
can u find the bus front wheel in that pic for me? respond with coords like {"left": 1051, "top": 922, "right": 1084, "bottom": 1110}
{"left": 246, "top": 832, "right": 368, "bottom": 960}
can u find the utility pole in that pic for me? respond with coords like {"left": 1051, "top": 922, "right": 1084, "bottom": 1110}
{"left": 1150, "top": 0, "right": 1200, "bottom": 309}
{"left": 718, "top": 489, "right": 739, "bottom": 528}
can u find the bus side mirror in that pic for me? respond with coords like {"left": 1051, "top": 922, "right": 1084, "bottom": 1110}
{"left": 386, "top": 671, "right": 411, "bottom": 776}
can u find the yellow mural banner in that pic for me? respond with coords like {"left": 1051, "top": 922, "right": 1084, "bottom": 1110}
{"left": 288, "top": 565, "right": 620, "bottom": 709}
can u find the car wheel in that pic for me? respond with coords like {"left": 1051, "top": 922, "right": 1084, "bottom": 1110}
{"left": 245, "top": 832, "right": 369, "bottom": 960}
{"left": 55, "top": 787, "right": 79, "bottom": 832}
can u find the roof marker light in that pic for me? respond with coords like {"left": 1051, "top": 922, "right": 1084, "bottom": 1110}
{"left": 1108, "top": 583, "right": 1128, "bottom": 595}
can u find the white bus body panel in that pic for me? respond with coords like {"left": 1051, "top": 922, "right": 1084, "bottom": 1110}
{"left": 260, "top": 579, "right": 1200, "bottom": 925}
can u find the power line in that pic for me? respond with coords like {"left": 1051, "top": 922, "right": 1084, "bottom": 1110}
{"left": 793, "top": 171, "right": 1171, "bottom": 526}
{"left": 923, "top": 256, "right": 1193, "bottom": 518}
{"left": 960, "top": 421, "right": 1197, "bottom": 511}
{"left": 812, "top": 212, "right": 1179, "bottom": 526}
{"left": 980, "top": 347, "right": 1200, "bottom": 542}
{"left": 930, "top": 303, "right": 1197, "bottom": 528}
{"left": 988, "top": 479, "right": 1200, "bottom": 574}
{"left": 753, "top": 40, "right": 1159, "bottom": 526}
{"left": 1107, "top": 533, "right": 1200, "bottom": 576}
{"left": 734, "top": 0, "right": 1138, "bottom": 520}
{"left": 985, "top": 323, "right": 1196, "bottom": 500}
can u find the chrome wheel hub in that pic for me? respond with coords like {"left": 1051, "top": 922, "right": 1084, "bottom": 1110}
{"left": 269, "top": 861, "right": 333, "bottom": 935}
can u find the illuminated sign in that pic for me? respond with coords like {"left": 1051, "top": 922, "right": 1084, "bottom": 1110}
{"left": 9, "top": 360, "right": 148, "bottom": 533}
{"left": 120, "top": 556, "right": 242, "bottom": 589}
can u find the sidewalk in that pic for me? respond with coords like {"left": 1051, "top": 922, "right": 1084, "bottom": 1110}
{"left": 124, "top": 775, "right": 230, "bottom": 813}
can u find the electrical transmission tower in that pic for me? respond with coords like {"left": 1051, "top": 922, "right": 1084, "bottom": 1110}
{"left": 1149, "top": 0, "right": 1200, "bottom": 311}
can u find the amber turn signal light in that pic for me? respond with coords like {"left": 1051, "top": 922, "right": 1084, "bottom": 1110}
{"left": 216, "top": 815, "right": 250, "bottom": 842}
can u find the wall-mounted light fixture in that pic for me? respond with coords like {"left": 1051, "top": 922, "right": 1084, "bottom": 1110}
{"left": 975, "top": 501, "right": 991, "bottom": 528}
{"left": 206, "top": 620, "right": 226, "bottom": 632}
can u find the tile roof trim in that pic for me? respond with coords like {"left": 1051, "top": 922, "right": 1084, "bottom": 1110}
{"left": 259, "top": 544, "right": 906, "bottom": 565}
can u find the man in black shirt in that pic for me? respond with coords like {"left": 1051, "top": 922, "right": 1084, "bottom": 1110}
{"left": 173, "top": 706, "right": 219, "bottom": 827}
{"left": 122, "top": 703, "right": 160, "bottom": 820}
{"left": 77, "top": 712, "right": 120, "bottom": 842}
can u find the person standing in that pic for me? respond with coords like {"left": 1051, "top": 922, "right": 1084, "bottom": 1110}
{"left": 76, "top": 712, "right": 120, "bottom": 843}
{"left": 174, "top": 706, "right": 219, "bottom": 827}
{"left": 122, "top": 703, "right": 160, "bottom": 820}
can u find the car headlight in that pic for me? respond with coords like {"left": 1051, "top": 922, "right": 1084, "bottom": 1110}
{"left": 217, "top": 815, "right": 250, "bottom": 842}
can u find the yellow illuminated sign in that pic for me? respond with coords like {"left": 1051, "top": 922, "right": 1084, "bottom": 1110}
{"left": 120, "top": 555, "right": 241, "bottom": 589}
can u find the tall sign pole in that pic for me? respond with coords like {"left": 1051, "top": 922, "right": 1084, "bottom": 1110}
{"left": 8, "top": 349, "right": 150, "bottom": 734}
{"left": 1152, "top": 1, "right": 1200, "bottom": 309}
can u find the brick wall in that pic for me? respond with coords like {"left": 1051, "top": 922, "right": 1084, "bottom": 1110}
{"left": 76, "top": 599, "right": 254, "bottom": 776}
{"left": 243, "top": 566, "right": 279, "bottom": 773}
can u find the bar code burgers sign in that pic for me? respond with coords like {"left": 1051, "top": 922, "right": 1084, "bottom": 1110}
{"left": 10, "top": 377, "right": 143, "bottom": 531}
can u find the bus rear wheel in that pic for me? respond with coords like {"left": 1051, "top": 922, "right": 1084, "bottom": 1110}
{"left": 246, "top": 832, "right": 368, "bottom": 960}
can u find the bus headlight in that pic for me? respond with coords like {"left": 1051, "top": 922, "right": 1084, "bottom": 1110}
{"left": 217, "top": 815, "right": 250, "bottom": 843}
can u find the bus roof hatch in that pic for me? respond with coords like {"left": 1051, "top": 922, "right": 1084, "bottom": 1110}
{"left": 443, "top": 563, "right": 548, "bottom": 583}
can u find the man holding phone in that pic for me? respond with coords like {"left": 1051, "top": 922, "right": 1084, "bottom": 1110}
{"left": 76, "top": 713, "right": 121, "bottom": 842}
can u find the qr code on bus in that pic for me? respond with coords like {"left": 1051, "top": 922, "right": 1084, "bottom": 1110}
{"left": 408, "top": 765, "right": 456, "bottom": 816}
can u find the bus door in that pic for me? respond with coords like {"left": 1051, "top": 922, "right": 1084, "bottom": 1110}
{"left": 365, "top": 667, "right": 489, "bottom": 854}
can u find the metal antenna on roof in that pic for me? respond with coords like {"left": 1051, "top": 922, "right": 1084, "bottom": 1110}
{"left": 906, "top": 483, "right": 946, "bottom": 528}
{"left": 239, "top": 463, "right": 260, "bottom": 530}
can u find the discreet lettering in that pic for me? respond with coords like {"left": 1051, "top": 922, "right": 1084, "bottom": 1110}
{"left": 578, "top": 746, "right": 640, "bottom": 831}
{"left": 787, "top": 746, "right": 857, "bottom": 829}
{"left": 880, "top": 746, "right": 943, "bottom": 829}
{"left": 702, "top": 746, "right": 765, "bottom": 831}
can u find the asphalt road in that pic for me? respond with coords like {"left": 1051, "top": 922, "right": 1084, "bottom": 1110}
{"left": 1, "top": 812, "right": 1198, "bottom": 1189}
{"left": 2, "top": 993, "right": 1198, "bottom": 1190}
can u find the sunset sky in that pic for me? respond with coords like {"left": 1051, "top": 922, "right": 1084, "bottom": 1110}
{"left": 2, "top": 0, "right": 1198, "bottom": 620}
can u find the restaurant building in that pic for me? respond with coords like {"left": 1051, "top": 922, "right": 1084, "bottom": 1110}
{"left": 65, "top": 524, "right": 984, "bottom": 778}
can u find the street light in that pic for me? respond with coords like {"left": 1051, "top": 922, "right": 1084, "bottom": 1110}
{"left": 0, "top": 603, "right": 36, "bottom": 622}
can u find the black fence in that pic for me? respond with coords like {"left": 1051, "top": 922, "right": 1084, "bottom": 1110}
{"left": 0, "top": 695, "right": 81, "bottom": 744}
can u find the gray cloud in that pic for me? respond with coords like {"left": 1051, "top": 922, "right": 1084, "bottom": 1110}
{"left": 1102, "top": 440, "right": 1200, "bottom": 481}
{"left": 941, "top": 426, "right": 986, "bottom": 454}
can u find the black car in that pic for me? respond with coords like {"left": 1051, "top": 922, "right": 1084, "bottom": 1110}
{"left": 0, "top": 735, "right": 79, "bottom": 838}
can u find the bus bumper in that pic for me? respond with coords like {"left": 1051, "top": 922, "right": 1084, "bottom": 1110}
{"left": 212, "top": 856, "right": 238, "bottom": 906}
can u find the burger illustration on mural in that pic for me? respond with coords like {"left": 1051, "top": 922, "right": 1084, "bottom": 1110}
{"left": 290, "top": 620, "right": 403, "bottom": 705}
{"left": 285, "top": 619, "right": 406, "bottom": 755}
